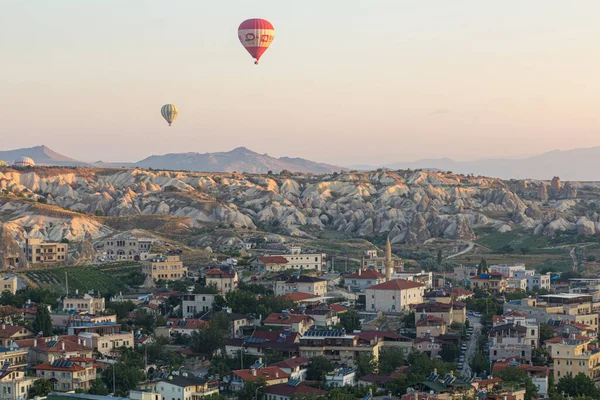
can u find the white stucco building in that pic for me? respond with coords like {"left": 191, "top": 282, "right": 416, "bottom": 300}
{"left": 365, "top": 279, "right": 425, "bottom": 312}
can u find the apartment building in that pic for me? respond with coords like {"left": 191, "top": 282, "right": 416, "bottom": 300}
{"left": 142, "top": 255, "right": 187, "bottom": 281}
{"left": 489, "top": 264, "right": 526, "bottom": 278}
{"left": 469, "top": 273, "right": 507, "bottom": 294}
{"left": 415, "top": 302, "right": 454, "bottom": 325}
{"left": 102, "top": 235, "right": 154, "bottom": 261}
{"left": 156, "top": 375, "right": 220, "bottom": 400}
{"left": 271, "top": 247, "right": 327, "bottom": 272}
{"left": 416, "top": 316, "right": 447, "bottom": 338}
{"left": 274, "top": 275, "right": 327, "bottom": 297}
{"left": 182, "top": 293, "right": 217, "bottom": 318}
{"left": 299, "top": 328, "right": 380, "bottom": 367}
{"left": 549, "top": 335, "right": 600, "bottom": 381}
{"left": 24, "top": 238, "right": 68, "bottom": 264}
{"left": 344, "top": 268, "right": 386, "bottom": 292}
{"left": 513, "top": 270, "right": 551, "bottom": 291}
{"left": 488, "top": 323, "right": 533, "bottom": 362}
{"left": 205, "top": 267, "right": 238, "bottom": 295}
{"left": 361, "top": 250, "right": 404, "bottom": 274}
{"left": 33, "top": 358, "right": 97, "bottom": 392}
{"left": 71, "top": 323, "right": 134, "bottom": 355}
{"left": 365, "top": 279, "right": 425, "bottom": 312}
{"left": 0, "top": 370, "right": 37, "bottom": 400}
{"left": 63, "top": 291, "right": 105, "bottom": 314}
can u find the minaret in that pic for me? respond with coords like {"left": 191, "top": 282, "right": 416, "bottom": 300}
{"left": 385, "top": 236, "right": 393, "bottom": 281}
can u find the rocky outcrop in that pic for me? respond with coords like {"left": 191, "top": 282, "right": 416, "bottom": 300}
{"left": 551, "top": 177, "right": 562, "bottom": 196}
{"left": 0, "top": 224, "right": 28, "bottom": 269}
{"left": 538, "top": 184, "right": 548, "bottom": 202}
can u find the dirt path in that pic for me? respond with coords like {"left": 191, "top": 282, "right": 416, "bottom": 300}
{"left": 447, "top": 242, "right": 475, "bottom": 259}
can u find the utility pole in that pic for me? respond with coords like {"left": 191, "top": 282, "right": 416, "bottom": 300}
{"left": 65, "top": 272, "right": 68, "bottom": 296}
{"left": 112, "top": 364, "right": 116, "bottom": 394}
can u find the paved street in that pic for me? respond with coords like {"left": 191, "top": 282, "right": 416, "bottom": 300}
{"left": 461, "top": 315, "right": 482, "bottom": 377}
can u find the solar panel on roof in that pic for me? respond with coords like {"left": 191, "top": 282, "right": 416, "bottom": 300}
{"left": 47, "top": 340, "right": 57, "bottom": 348}
{"left": 287, "top": 379, "right": 300, "bottom": 387}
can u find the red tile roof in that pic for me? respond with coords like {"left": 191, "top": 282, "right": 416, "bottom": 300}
{"left": 0, "top": 306, "right": 23, "bottom": 318}
{"left": 416, "top": 316, "right": 446, "bottom": 327}
{"left": 452, "top": 288, "right": 474, "bottom": 296}
{"left": 264, "top": 383, "right": 326, "bottom": 398}
{"left": 545, "top": 334, "right": 589, "bottom": 344}
{"left": 492, "top": 363, "right": 550, "bottom": 376}
{"left": 284, "top": 292, "right": 315, "bottom": 302}
{"left": 270, "top": 357, "right": 309, "bottom": 369}
{"left": 367, "top": 278, "right": 425, "bottom": 291}
{"left": 0, "top": 324, "right": 31, "bottom": 338}
{"left": 258, "top": 256, "right": 289, "bottom": 264}
{"left": 345, "top": 269, "right": 385, "bottom": 279}
{"left": 142, "top": 304, "right": 159, "bottom": 310}
{"left": 329, "top": 304, "right": 349, "bottom": 312}
{"left": 167, "top": 318, "right": 208, "bottom": 330}
{"left": 233, "top": 366, "right": 290, "bottom": 382}
{"left": 263, "top": 313, "right": 314, "bottom": 325}
{"left": 252, "top": 330, "right": 300, "bottom": 343}
{"left": 206, "top": 269, "right": 236, "bottom": 278}
{"left": 33, "top": 361, "right": 85, "bottom": 372}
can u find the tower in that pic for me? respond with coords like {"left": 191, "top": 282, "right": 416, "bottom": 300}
{"left": 385, "top": 236, "right": 393, "bottom": 281}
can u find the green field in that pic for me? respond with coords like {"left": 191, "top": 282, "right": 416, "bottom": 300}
{"left": 21, "top": 262, "right": 143, "bottom": 294}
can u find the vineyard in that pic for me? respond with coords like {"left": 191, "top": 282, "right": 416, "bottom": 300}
{"left": 21, "top": 262, "right": 144, "bottom": 294}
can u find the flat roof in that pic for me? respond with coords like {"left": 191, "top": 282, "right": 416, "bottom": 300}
{"left": 299, "top": 296, "right": 333, "bottom": 303}
{"left": 570, "top": 279, "right": 600, "bottom": 282}
{"left": 539, "top": 293, "right": 592, "bottom": 299}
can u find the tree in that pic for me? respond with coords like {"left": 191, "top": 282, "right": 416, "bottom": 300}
{"left": 88, "top": 377, "right": 109, "bottom": 395}
{"left": 238, "top": 377, "right": 267, "bottom": 400}
{"left": 189, "top": 323, "right": 226, "bottom": 355}
{"left": 556, "top": 372, "right": 600, "bottom": 399}
{"left": 495, "top": 367, "right": 538, "bottom": 400}
{"left": 32, "top": 304, "right": 52, "bottom": 336}
{"left": 378, "top": 347, "right": 404, "bottom": 375}
{"left": 477, "top": 259, "right": 488, "bottom": 275}
{"left": 134, "top": 308, "right": 156, "bottom": 333}
{"left": 339, "top": 310, "right": 361, "bottom": 332}
{"left": 307, "top": 356, "right": 335, "bottom": 381}
{"left": 440, "top": 344, "right": 460, "bottom": 363}
{"left": 29, "top": 379, "right": 52, "bottom": 398}
{"left": 101, "top": 362, "right": 144, "bottom": 397}
{"left": 539, "top": 322, "right": 555, "bottom": 343}
{"left": 356, "top": 353, "right": 376, "bottom": 377}
{"left": 469, "top": 351, "right": 488, "bottom": 375}
{"left": 437, "top": 249, "right": 443, "bottom": 265}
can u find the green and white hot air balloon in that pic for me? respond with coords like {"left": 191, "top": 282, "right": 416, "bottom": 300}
{"left": 161, "top": 104, "right": 179, "bottom": 127}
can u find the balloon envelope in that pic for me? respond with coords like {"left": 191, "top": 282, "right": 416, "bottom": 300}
{"left": 238, "top": 18, "right": 274, "bottom": 64}
{"left": 161, "top": 104, "right": 179, "bottom": 126}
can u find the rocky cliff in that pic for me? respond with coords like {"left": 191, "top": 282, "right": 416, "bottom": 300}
{"left": 0, "top": 167, "right": 597, "bottom": 245}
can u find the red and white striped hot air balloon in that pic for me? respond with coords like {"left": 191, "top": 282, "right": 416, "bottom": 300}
{"left": 238, "top": 18, "right": 274, "bottom": 65}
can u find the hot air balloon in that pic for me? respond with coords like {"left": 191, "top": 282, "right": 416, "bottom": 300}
{"left": 161, "top": 104, "right": 179, "bottom": 126}
{"left": 238, "top": 18, "right": 274, "bottom": 65}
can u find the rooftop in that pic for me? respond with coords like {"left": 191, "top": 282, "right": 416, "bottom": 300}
{"left": 367, "top": 278, "right": 425, "bottom": 291}
{"left": 345, "top": 269, "right": 386, "bottom": 280}
{"left": 233, "top": 366, "right": 290, "bottom": 382}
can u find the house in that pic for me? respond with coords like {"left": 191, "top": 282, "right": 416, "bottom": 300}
{"left": 263, "top": 248, "right": 327, "bottom": 272}
{"left": 418, "top": 370, "right": 474, "bottom": 398}
{"left": 423, "top": 290, "right": 453, "bottom": 304}
{"left": 366, "top": 279, "right": 425, "bottom": 312}
{"left": 303, "top": 308, "right": 339, "bottom": 327}
{"left": 0, "top": 342, "right": 29, "bottom": 371}
{"left": 101, "top": 234, "right": 154, "bottom": 261}
{"left": 488, "top": 324, "right": 533, "bottom": 362}
{"left": 156, "top": 318, "right": 208, "bottom": 338}
{"left": 24, "top": 238, "right": 68, "bottom": 264}
{"left": 263, "top": 382, "right": 327, "bottom": 400}
{"left": 284, "top": 292, "right": 316, "bottom": 304}
{"left": 224, "top": 338, "right": 300, "bottom": 360}
{"left": 274, "top": 276, "right": 327, "bottom": 297}
{"left": 357, "top": 374, "right": 394, "bottom": 389}
{"left": 156, "top": 375, "right": 219, "bottom": 400}
{"left": 549, "top": 334, "right": 600, "bottom": 381}
{"left": 33, "top": 358, "right": 97, "bottom": 392}
{"left": 492, "top": 361, "right": 550, "bottom": 397}
{"left": 62, "top": 291, "right": 106, "bottom": 314}
{"left": 326, "top": 368, "right": 356, "bottom": 387}
{"left": 226, "top": 313, "right": 253, "bottom": 338}
{"left": 451, "top": 287, "right": 474, "bottom": 301}
{"left": 205, "top": 267, "right": 239, "bottom": 295}
{"left": 416, "top": 316, "right": 447, "bottom": 338}
{"left": 0, "top": 369, "right": 37, "bottom": 400}
{"left": 182, "top": 293, "right": 217, "bottom": 318}
{"left": 0, "top": 306, "right": 25, "bottom": 324}
{"left": 263, "top": 312, "right": 314, "bottom": 334}
{"left": 142, "top": 255, "right": 187, "bottom": 281}
{"left": 361, "top": 249, "right": 404, "bottom": 274}
{"left": 468, "top": 273, "right": 507, "bottom": 294}
{"left": 344, "top": 268, "right": 386, "bottom": 292}
{"left": 413, "top": 337, "right": 443, "bottom": 358}
{"left": 0, "top": 276, "right": 18, "bottom": 296}
{"left": 357, "top": 331, "right": 413, "bottom": 352}
{"left": 252, "top": 256, "right": 289, "bottom": 273}
{"left": 232, "top": 365, "right": 290, "bottom": 390}
{"left": 414, "top": 302, "right": 454, "bottom": 325}
{"left": 76, "top": 328, "right": 134, "bottom": 356}
{"left": 489, "top": 264, "right": 526, "bottom": 278}
{"left": 22, "top": 336, "right": 93, "bottom": 366}
{"left": 0, "top": 324, "right": 33, "bottom": 347}
{"left": 513, "top": 269, "right": 551, "bottom": 291}
{"left": 270, "top": 357, "right": 310, "bottom": 380}
{"left": 299, "top": 328, "right": 380, "bottom": 367}
{"left": 548, "top": 319, "right": 596, "bottom": 338}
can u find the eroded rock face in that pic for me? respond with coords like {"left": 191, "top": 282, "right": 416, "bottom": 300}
{"left": 0, "top": 167, "right": 593, "bottom": 244}
{"left": 0, "top": 224, "right": 28, "bottom": 269}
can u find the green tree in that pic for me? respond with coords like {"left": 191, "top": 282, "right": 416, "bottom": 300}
{"left": 238, "top": 377, "right": 267, "bottom": 400}
{"left": 437, "top": 249, "right": 443, "bottom": 265}
{"left": 32, "top": 304, "right": 52, "bottom": 336}
{"left": 539, "top": 322, "right": 555, "bottom": 343}
{"left": 556, "top": 372, "right": 600, "bottom": 399}
{"left": 477, "top": 259, "right": 488, "bottom": 275}
{"left": 440, "top": 343, "right": 460, "bottom": 363}
{"left": 189, "top": 323, "right": 226, "bottom": 355}
{"left": 378, "top": 347, "right": 405, "bottom": 375}
{"left": 307, "top": 356, "right": 335, "bottom": 381}
{"left": 88, "top": 377, "right": 109, "bottom": 395}
{"left": 339, "top": 310, "right": 361, "bottom": 332}
{"left": 469, "top": 351, "right": 488, "bottom": 375}
{"left": 101, "top": 362, "right": 144, "bottom": 397}
{"left": 134, "top": 308, "right": 156, "bottom": 333}
{"left": 356, "top": 353, "right": 376, "bottom": 377}
{"left": 29, "top": 379, "right": 52, "bottom": 398}
{"left": 496, "top": 367, "right": 538, "bottom": 400}
{"left": 108, "top": 301, "right": 136, "bottom": 320}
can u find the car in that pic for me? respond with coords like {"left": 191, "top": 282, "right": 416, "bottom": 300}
{"left": 457, "top": 362, "right": 463, "bottom": 368}
{"left": 461, "top": 344, "right": 468, "bottom": 350}
{"left": 472, "top": 312, "right": 482, "bottom": 318}
{"left": 467, "top": 310, "right": 474, "bottom": 316}
{"left": 459, "top": 356, "right": 465, "bottom": 362}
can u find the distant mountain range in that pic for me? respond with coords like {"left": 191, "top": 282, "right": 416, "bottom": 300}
{"left": 7, "top": 144, "right": 600, "bottom": 180}
{"left": 351, "top": 146, "right": 600, "bottom": 181}
{"left": 0, "top": 145, "right": 343, "bottom": 174}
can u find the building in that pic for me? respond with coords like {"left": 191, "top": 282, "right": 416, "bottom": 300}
{"left": 205, "top": 267, "right": 238, "bottom": 295}
{"left": 452, "top": 266, "right": 477, "bottom": 283}
{"left": 24, "top": 238, "right": 68, "bottom": 264}
{"left": 507, "top": 277, "right": 528, "bottom": 292}
{"left": 182, "top": 293, "right": 216, "bottom": 318}
{"left": 488, "top": 323, "right": 533, "bottom": 362}
{"left": 0, "top": 276, "right": 18, "bottom": 296}
{"left": 344, "top": 268, "right": 386, "bottom": 292}
{"left": 101, "top": 235, "right": 154, "bottom": 261}
{"left": 299, "top": 328, "right": 380, "bottom": 367}
{"left": 361, "top": 240, "right": 404, "bottom": 275}
{"left": 365, "top": 279, "right": 425, "bottom": 312}
{"left": 156, "top": 318, "right": 208, "bottom": 338}
{"left": 232, "top": 365, "right": 290, "bottom": 391}
{"left": 155, "top": 375, "right": 219, "bottom": 400}
{"left": 416, "top": 316, "right": 447, "bottom": 338}
{"left": 493, "top": 361, "right": 550, "bottom": 397}
{"left": 252, "top": 256, "right": 289, "bottom": 273}
{"left": 414, "top": 302, "right": 454, "bottom": 325}
{"left": 513, "top": 270, "right": 551, "bottom": 291}
{"left": 263, "top": 382, "right": 326, "bottom": 400}
{"left": 63, "top": 291, "right": 105, "bottom": 314}
{"left": 468, "top": 273, "right": 507, "bottom": 294}
{"left": 0, "top": 342, "right": 29, "bottom": 371}
{"left": 142, "top": 255, "right": 187, "bottom": 281}
{"left": 33, "top": 358, "right": 97, "bottom": 392}
{"left": 269, "top": 357, "right": 310, "bottom": 381}
{"left": 0, "top": 369, "right": 37, "bottom": 400}
{"left": 451, "top": 287, "right": 475, "bottom": 301}
{"left": 325, "top": 368, "right": 357, "bottom": 388}
{"left": 23, "top": 336, "right": 94, "bottom": 366}
{"left": 413, "top": 337, "right": 443, "bottom": 358}
{"left": 549, "top": 334, "right": 600, "bottom": 381}
{"left": 0, "top": 324, "right": 33, "bottom": 347}
{"left": 72, "top": 323, "right": 134, "bottom": 355}
{"left": 489, "top": 264, "right": 526, "bottom": 278}
{"left": 265, "top": 247, "right": 327, "bottom": 272}
{"left": 274, "top": 275, "right": 327, "bottom": 297}
{"left": 264, "top": 312, "right": 314, "bottom": 334}
{"left": 548, "top": 319, "right": 596, "bottom": 338}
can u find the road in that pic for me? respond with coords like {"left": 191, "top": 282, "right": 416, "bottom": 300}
{"left": 446, "top": 242, "right": 475, "bottom": 260}
{"left": 461, "top": 315, "right": 482, "bottom": 377}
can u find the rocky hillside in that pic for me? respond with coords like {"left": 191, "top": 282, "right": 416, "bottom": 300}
{"left": 1, "top": 167, "right": 599, "bottom": 246}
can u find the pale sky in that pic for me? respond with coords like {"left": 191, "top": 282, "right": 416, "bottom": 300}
{"left": 2, "top": 1, "right": 600, "bottom": 166}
